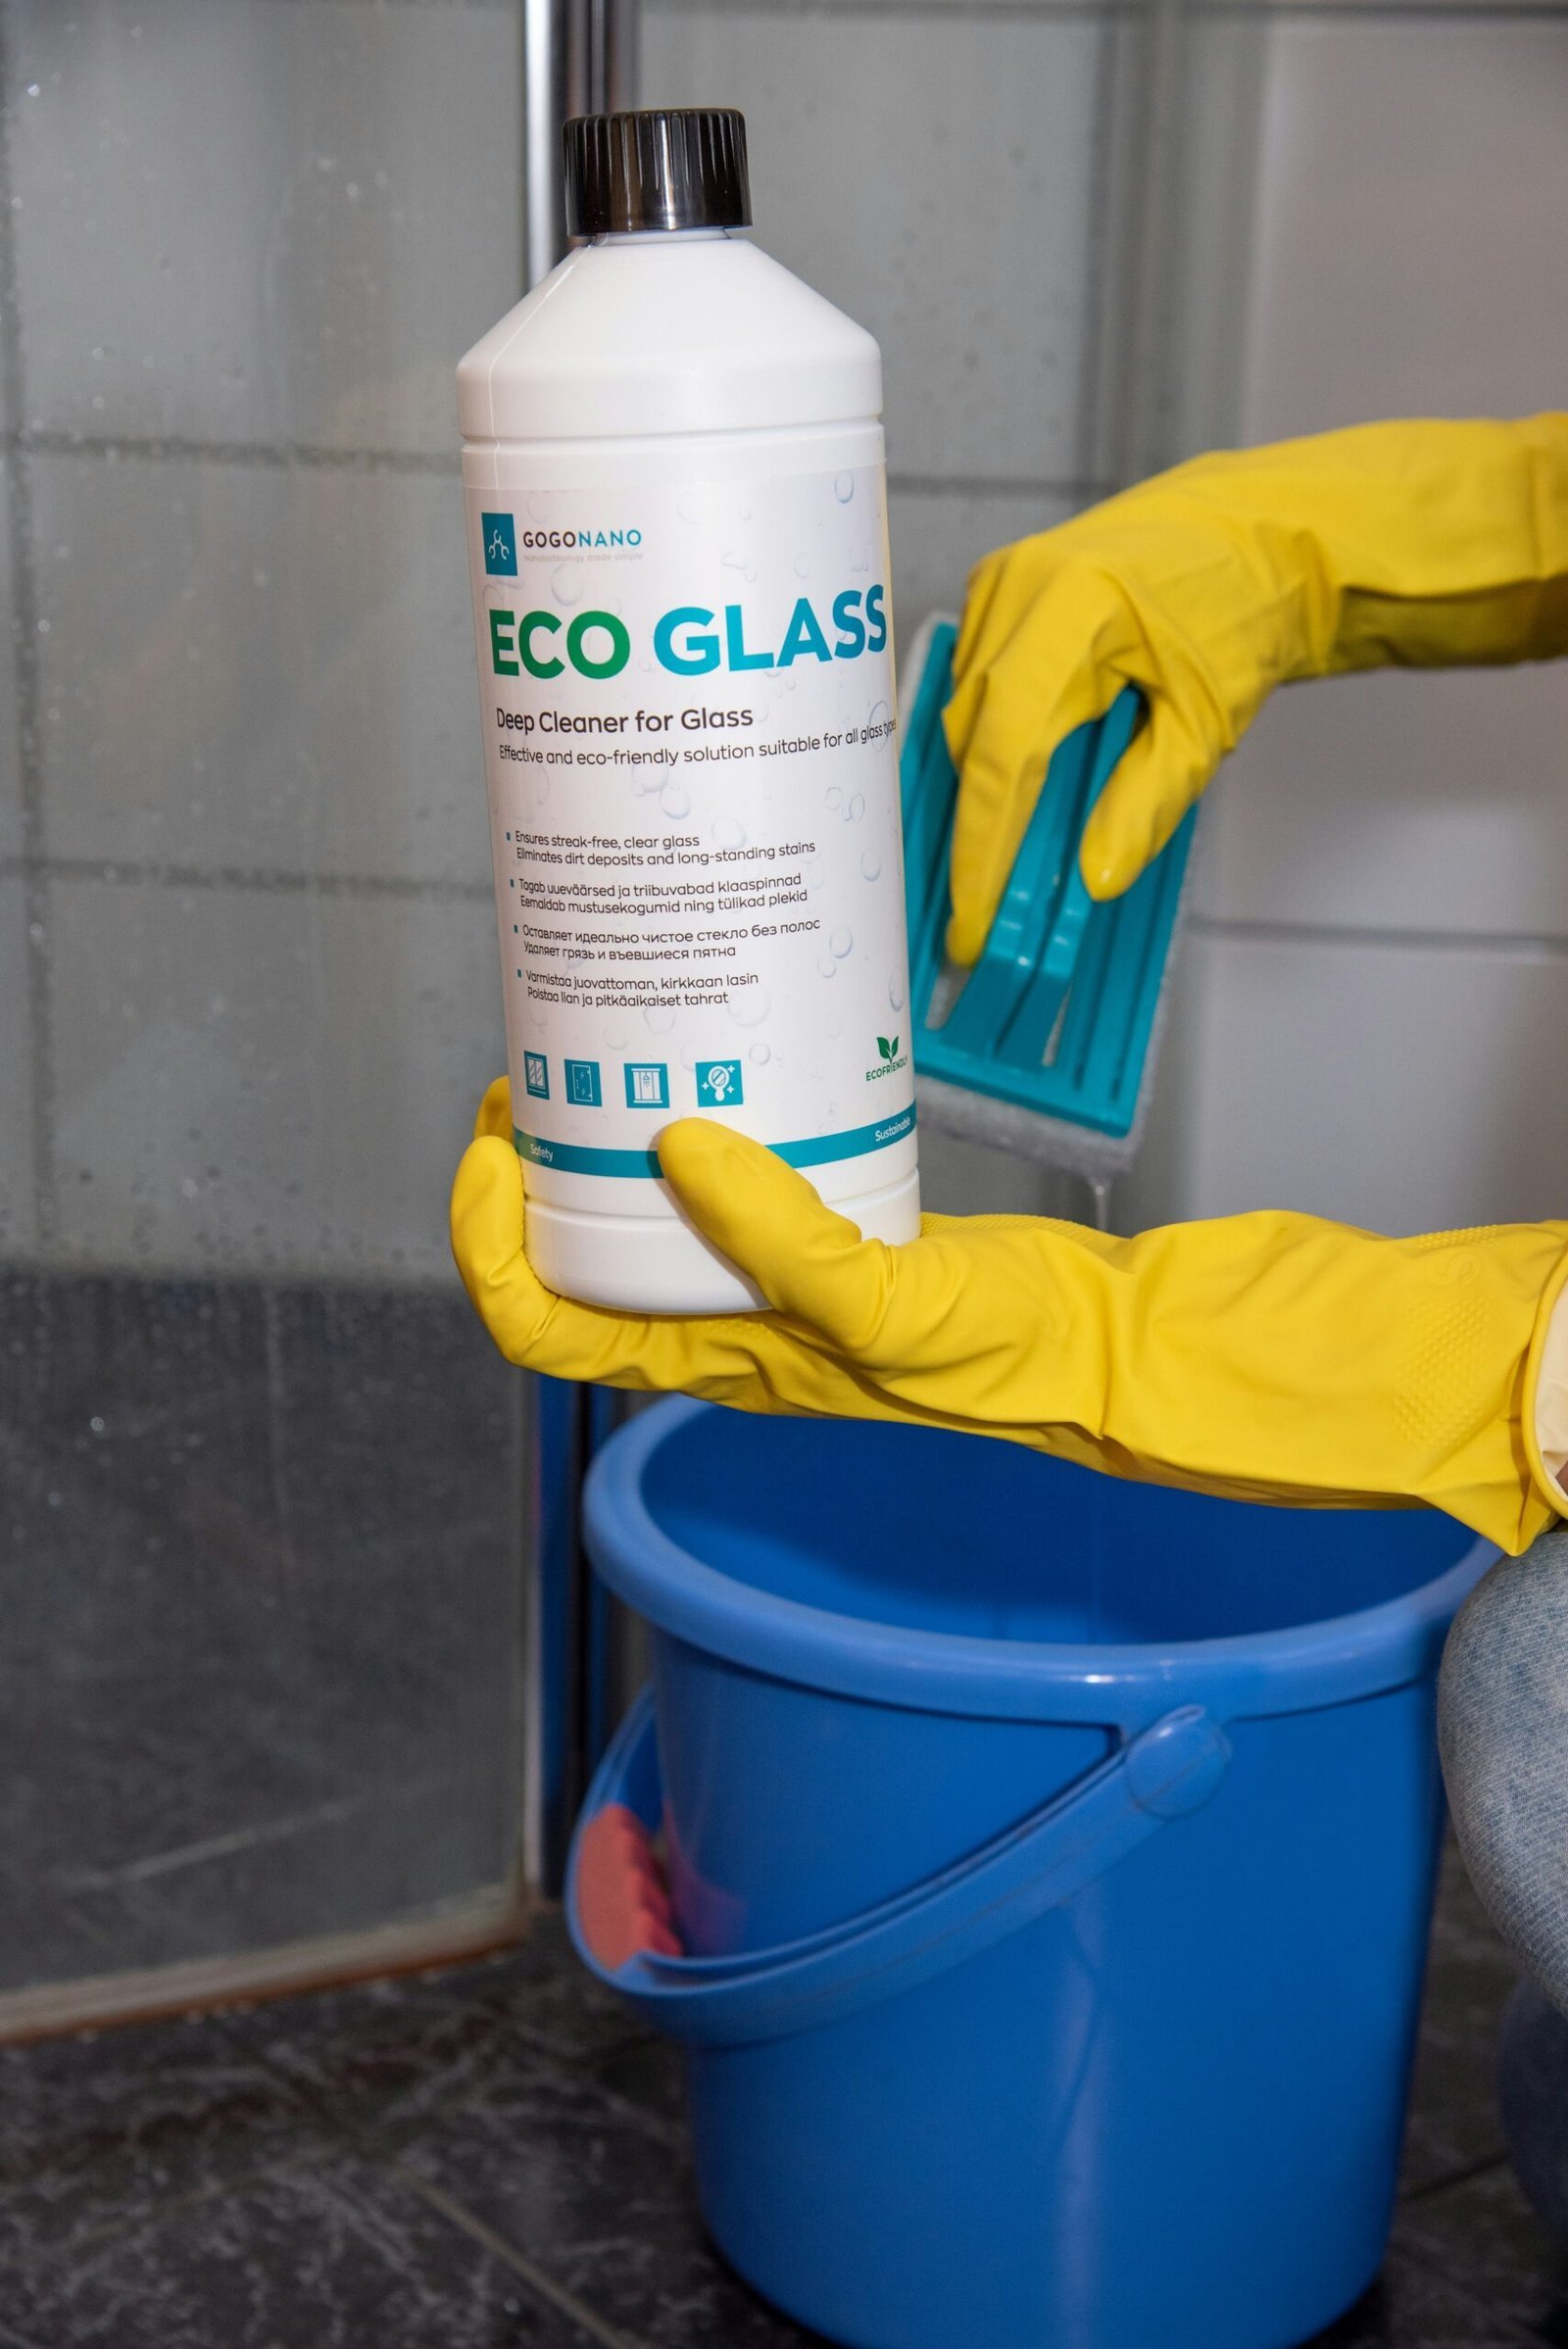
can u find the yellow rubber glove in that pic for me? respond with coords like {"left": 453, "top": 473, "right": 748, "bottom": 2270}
{"left": 454, "top": 1081, "right": 1568, "bottom": 1555}
{"left": 944, "top": 414, "right": 1568, "bottom": 960}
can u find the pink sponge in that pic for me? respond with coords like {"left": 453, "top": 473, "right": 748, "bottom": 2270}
{"left": 576, "top": 1803, "right": 683, "bottom": 1971}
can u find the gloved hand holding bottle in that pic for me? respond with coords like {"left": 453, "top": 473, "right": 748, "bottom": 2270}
{"left": 454, "top": 412, "right": 1568, "bottom": 1563}
{"left": 454, "top": 1077, "right": 1568, "bottom": 1557}
{"left": 943, "top": 413, "right": 1568, "bottom": 955}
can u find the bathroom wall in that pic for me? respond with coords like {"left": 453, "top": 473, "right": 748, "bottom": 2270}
{"left": 1145, "top": 9, "right": 1568, "bottom": 1236}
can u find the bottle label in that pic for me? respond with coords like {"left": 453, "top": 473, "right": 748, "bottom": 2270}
{"left": 466, "top": 466, "right": 915, "bottom": 1191}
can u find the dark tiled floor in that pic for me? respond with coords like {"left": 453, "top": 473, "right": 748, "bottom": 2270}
{"left": 0, "top": 1271, "right": 522, "bottom": 1987}
{"left": 0, "top": 1852, "right": 1561, "bottom": 2348}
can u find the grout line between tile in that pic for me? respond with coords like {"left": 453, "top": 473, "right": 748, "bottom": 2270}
{"left": 211, "top": 1982, "right": 684, "bottom": 2335}
{"left": 505, "top": 2021, "right": 688, "bottom": 2152}
{"left": 15, "top": 433, "right": 1097, "bottom": 506}
{"left": 15, "top": 427, "right": 461, "bottom": 478}
{"left": 0, "top": 15, "right": 56, "bottom": 1249}
{"left": 888, "top": 470, "right": 1105, "bottom": 503}
{"left": 1072, "top": 8, "right": 1124, "bottom": 487}
{"left": 0, "top": 854, "right": 491, "bottom": 905}
{"left": 387, "top": 2164, "right": 647, "bottom": 2349}
{"left": 1399, "top": 2148, "right": 1511, "bottom": 2205}
{"left": 1190, "top": 0, "right": 1568, "bottom": 16}
{"left": 274, "top": 0, "right": 516, "bottom": 10}
{"left": 650, "top": 0, "right": 1140, "bottom": 18}
{"left": 1193, "top": 912, "right": 1568, "bottom": 958}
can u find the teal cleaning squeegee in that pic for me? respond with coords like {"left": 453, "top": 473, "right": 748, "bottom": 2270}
{"left": 899, "top": 615, "right": 1197, "bottom": 1180}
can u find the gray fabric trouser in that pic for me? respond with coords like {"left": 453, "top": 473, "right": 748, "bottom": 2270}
{"left": 1440, "top": 1530, "right": 1568, "bottom": 2241}
{"left": 1439, "top": 1525, "right": 1568, "bottom": 2009}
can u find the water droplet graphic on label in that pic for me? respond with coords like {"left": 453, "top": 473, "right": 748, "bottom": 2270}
{"left": 867, "top": 700, "right": 891, "bottom": 731}
{"left": 660, "top": 781, "right": 691, "bottom": 819}
{"left": 860, "top": 848, "right": 883, "bottom": 881}
{"left": 644, "top": 1004, "right": 676, "bottom": 1036}
{"left": 816, "top": 954, "right": 837, "bottom": 978}
{"left": 846, "top": 794, "right": 865, "bottom": 822}
{"left": 551, "top": 564, "right": 583, "bottom": 608}
{"left": 712, "top": 814, "right": 746, "bottom": 850}
{"left": 830, "top": 926, "right": 854, "bottom": 957}
{"left": 824, "top": 786, "right": 843, "bottom": 811}
{"left": 889, "top": 975, "right": 906, "bottom": 1012}
{"left": 749, "top": 1041, "right": 771, "bottom": 1065}
{"left": 834, "top": 472, "right": 856, "bottom": 504}
{"left": 825, "top": 1013, "right": 844, "bottom": 1040}
{"left": 728, "top": 986, "right": 771, "bottom": 1030}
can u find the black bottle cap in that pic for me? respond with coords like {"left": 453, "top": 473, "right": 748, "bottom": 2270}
{"left": 564, "top": 109, "right": 752, "bottom": 237}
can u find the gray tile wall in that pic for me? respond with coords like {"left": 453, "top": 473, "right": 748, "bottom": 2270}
{"left": 0, "top": 0, "right": 518, "bottom": 1283}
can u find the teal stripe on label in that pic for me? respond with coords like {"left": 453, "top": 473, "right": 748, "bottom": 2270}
{"left": 514, "top": 1103, "right": 915, "bottom": 1181}
{"left": 514, "top": 1133, "right": 662, "bottom": 1178}
{"left": 770, "top": 1106, "right": 916, "bottom": 1168}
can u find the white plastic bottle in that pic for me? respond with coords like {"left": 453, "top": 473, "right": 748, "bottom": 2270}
{"left": 458, "top": 109, "right": 918, "bottom": 1313}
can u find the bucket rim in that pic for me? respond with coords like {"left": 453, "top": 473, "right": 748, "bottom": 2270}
{"left": 584, "top": 1398, "right": 1494, "bottom": 1727}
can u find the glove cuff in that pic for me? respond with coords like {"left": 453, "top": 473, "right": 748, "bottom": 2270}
{"left": 1520, "top": 1238, "right": 1568, "bottom": 1547}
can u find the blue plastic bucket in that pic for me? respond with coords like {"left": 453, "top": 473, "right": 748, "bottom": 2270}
{"left": 569, "top": 1399, "right": 1491, "bottom": 2349}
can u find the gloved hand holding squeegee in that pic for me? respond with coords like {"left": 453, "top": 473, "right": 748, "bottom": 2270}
{"left": 454, "top": 414, "right": 1568, "bottom": 1554}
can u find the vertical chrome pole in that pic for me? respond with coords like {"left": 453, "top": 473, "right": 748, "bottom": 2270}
{"left": 518, "top": 0, "right": 640, "bottom": 1897}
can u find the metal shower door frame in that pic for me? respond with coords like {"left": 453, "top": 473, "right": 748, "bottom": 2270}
{"left": 518, "top": 0, "right": 642, "bottom": 1897}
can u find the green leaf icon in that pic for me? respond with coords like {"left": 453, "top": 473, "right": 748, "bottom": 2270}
{"left": 877, "top": 1036, "right": 891, "bottom": 1061}
{"left": 890, "top": 1035, "right": 900, "bottom": 1059}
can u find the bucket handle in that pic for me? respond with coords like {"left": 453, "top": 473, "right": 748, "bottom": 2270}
{"left": 567, "top": 1688, "right": 1231, "bottom": 2049}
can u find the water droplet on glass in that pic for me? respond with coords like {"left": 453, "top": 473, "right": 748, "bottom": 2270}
{"left": 859, "top": 848, "right": 882, "bottom": 881}
{"left": 830, "top": 927, "right": 854, "bottom": 957}
{"left": 728, "top": 986, "right": 771, "bottom": 1030}
{"left": 712, "top": 814, "right": 746, "bottom": 850}
{"left": 660, "top": 780, "right": 691, "bottom": 819}
{"left": 833, "top": 472, "right": 856, "bottom": 504}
